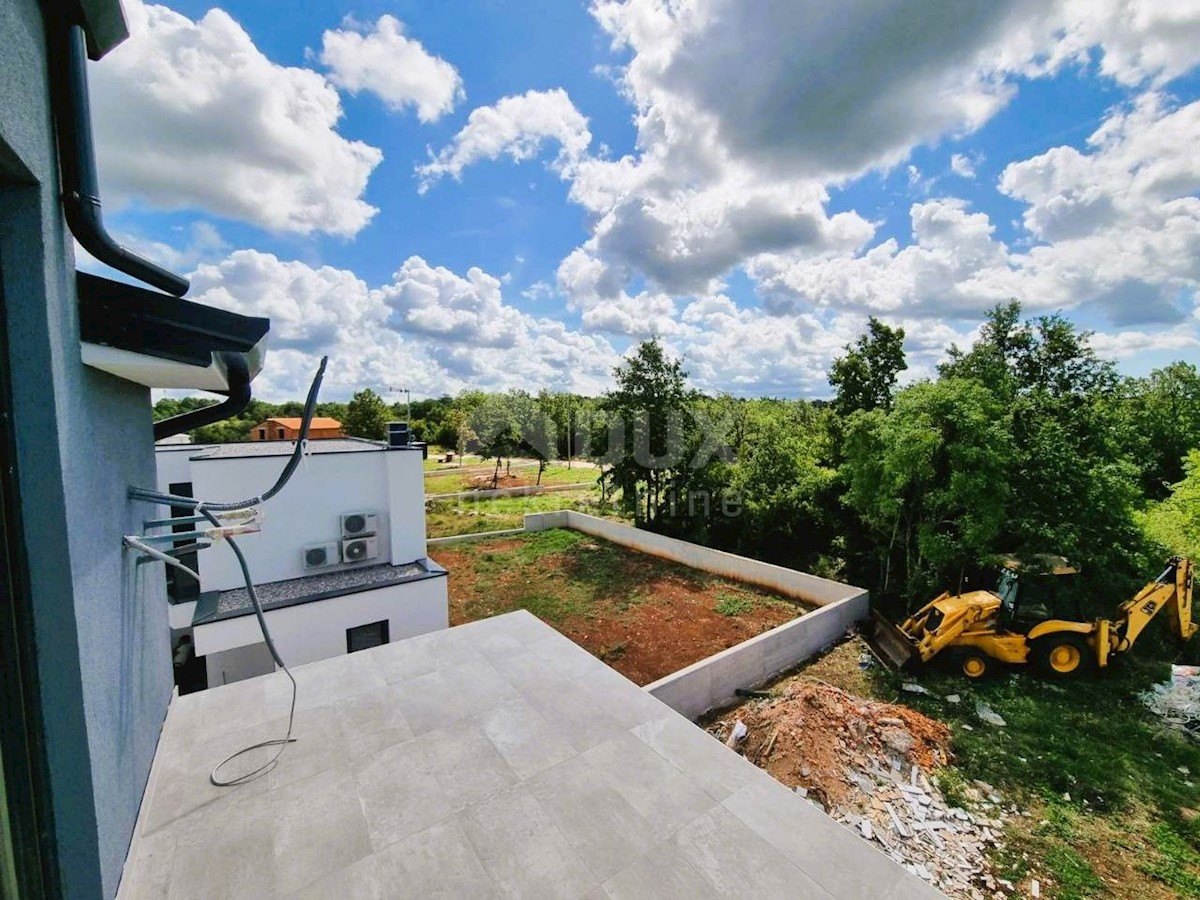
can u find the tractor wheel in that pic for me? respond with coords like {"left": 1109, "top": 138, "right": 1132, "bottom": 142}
{"left": 1031, "top": 633, "right": 1093, "bottom": 679}
{"left": 944, "top": 648, "right": 991, "bottom": 679}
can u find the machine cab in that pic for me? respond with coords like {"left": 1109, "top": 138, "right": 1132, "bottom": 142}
{"left": 997, "top": 556, "right": 1085, "bottom": 633}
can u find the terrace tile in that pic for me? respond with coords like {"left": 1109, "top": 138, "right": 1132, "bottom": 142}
{"left": 118, "top": 611, "right": 942, "bottom": 899}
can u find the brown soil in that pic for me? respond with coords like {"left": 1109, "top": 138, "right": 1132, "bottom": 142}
{"left": 431, "top": 537, "right": 807, "bottom": 685}
{"left": 465, "top": 472, "right": 533, "bottom": 490}
{"left": 706, "top": 679, "right": 952, "bottom": 809}
{"left": 552, "top": 577, "right": 794, "bottom": 685}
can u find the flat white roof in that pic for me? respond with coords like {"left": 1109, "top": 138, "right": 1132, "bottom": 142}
{"left": 188, "top": 438, "right": 389, "bottom": 460}
{"left": 118, "top": 612, "right": 941, "bottom": 899}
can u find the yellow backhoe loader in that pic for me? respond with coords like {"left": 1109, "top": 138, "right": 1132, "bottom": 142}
{"left": 873, "top": 556, "right": 1196, "bottom": 678}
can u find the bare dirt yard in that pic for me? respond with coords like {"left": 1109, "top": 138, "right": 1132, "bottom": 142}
{"left": 425, "top": 463, "right": 598, "bottom": 495}
{"left": 428, "top": 528, "right": 813, "bottom": 685}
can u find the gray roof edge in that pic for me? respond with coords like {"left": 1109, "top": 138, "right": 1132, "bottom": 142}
{"left": 192, "top": 563, "right": 446, "bottom": 626}
{"left": 77, "top": 0, "right": 130, "bottom": 58}
{"left": 37, "top": 0, "right": 129, "bottom": 59}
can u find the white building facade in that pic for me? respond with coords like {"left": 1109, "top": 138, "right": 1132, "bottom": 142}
{"left": 154, "top": 437, "right": 448, "bottom": 688}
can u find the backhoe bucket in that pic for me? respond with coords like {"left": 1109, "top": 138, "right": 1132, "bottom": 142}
{"left": 870, "top": 611, "right": 916, "bottom": 670}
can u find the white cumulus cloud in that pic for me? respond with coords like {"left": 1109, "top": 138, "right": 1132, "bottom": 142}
{"left": 951, "top": 153, "right": 979, "bottom": 179}
{"left": 547, "top": 0, "right": 1200, "bottom": 314}
{"left": 416, "top": 89, "right": 592, "bottom": 192}
{"left": 320, "top": 15, "right": 464, "bottom": 122}
{"left": 748, "top": 92, "right": 1200, "bottom": 329}
{"left": 91, "top": 0, "right": 382, "bottom": 237}
{"left": 186, "top": 250, "right": 619, "bottom": 399}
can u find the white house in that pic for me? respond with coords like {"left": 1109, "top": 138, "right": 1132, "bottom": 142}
{"left": 154, "top": 434, "right": 448, "bottom": 688}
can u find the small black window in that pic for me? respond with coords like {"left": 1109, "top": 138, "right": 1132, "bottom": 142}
{"left": 257, "top": 428, "right": 266, "bottom": 439}
{"left": 167, "top": 481, "right": 199, "bottom": 600}
{"left": 346, "top": 620, "right": 389, "bottom": 653}
{"left": 276, "top": 427, "right": 285, "bottom": 439}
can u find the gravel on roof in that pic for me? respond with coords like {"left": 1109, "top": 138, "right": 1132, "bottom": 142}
{"left": 199, "top": 560, "right": 431, "bottom": 622}
{"left": 192, "top": 438, "right": 388, "bottom": 460}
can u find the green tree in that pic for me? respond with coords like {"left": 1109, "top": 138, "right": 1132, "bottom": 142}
{"left": 598, "top": 339, "right": 694, "bottom": 526}
{"left": 1142, "top": 450, "right": 1200, "bottom": 559}
{"left": 152, "top": 396, "right": 221, "bottom": 421}
{"left": 344, "top": 389, "right": 389, "bottom": 440}
{"left": 443, "top": 408, "right": 475, "bottom": 460}
{"left": 829, "top": 317, "right": 907, "bottom": 417}
{"left": 471, "top": 391, "right": 555, "bottom": 486}
{"left": 1116, "top": 363, "right": 1200, "bottom": 498}
{"left": 941, "top": 301, "right": 1117, "bottom": 400}
{"left": 729, "top": 407, "right": 837, "bottom": 569}
{"left": 939, "top": 300, "right": 1023, "bottom": 396}
{"left": 537, "top": 390, "right": 591, "bottom": 466}
{"left": 940, "top": 301, "right": 1150, "bottom": 600}
{"left": 841, "top": 379, "right": 1014, "bottom": 605}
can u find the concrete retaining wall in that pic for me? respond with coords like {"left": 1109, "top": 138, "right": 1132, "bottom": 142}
{"left": 427, "top": 481, "right": 595, "bottom": 503}
{"left": 425, "top": 461, "right": 539, "bottom": 479}
{"left": 643, "top": 595, "right": 868, "bottom": 719}
{"left": 525, "top": 510, "right": 857, "bottom": 606}
{"left": 524, "top": 510, "right": 870, "bottom": 720}
{"left": 426, "top": 528, "right": 527, "bottom": 547}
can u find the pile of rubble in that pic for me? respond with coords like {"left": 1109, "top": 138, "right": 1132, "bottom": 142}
{"left": 707, "top": 679, "right": 1016, "bottom": 899}
{"left": 465, "top": 472, "right": 526, "bottom": 490}
{"left": 1142, "top": 664, "right": 1200, "bottom": 740}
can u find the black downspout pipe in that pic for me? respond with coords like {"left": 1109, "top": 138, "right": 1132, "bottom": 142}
{"left": 50, "top": 22, "right": 190, "bottom": 298}
{"left": 153, "top": 354, "right": 251, "bottom": 441}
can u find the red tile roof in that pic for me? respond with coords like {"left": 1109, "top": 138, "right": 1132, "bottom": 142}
{"left": 261, "top": 417, "right": 342, "bottom": 429}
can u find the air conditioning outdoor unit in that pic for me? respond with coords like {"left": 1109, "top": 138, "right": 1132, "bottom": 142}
{"left": 302, "top": 541, "right": 339, "bottom": 569}
{"left": 340, "top": 511, "right": 377, "bottom": 538}
{"left": 341, "top": 536, "right": 379, "bottom": 564}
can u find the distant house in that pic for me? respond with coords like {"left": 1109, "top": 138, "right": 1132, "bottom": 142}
{"left": 155, "top": 435, "right": 446, "bottom": 688}
{"left": 250, "top": 415, "right": 343, "bottom": 440}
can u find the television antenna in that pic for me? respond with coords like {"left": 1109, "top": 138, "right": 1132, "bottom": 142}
{"left": 379, "top": 385, "right": 411, "bottom": 423}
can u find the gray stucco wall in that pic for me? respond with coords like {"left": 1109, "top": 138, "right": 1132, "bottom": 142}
{"left": 0, "top": 1, "right": 174, "bottom": 897}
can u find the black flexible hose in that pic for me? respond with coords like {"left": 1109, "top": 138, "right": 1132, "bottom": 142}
{"left": 200, "top": 506, "right": 297, "bottom": 786}
{"left": 130, "top": 357, "right": 328, "bottom": 783}
{"left": 130, "top": 356, "right": 328, "bottom": 509}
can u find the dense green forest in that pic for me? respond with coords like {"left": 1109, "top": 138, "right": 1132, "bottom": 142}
{"left": 154, "top": 301, "right": 1200, "bottom": 613}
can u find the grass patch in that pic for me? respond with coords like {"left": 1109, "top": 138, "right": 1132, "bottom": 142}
{"left": 514, "top": 527, "right": 586, "bottom": 559}
{"left": 1032, "top": 798, "right": 1080, "bottom": 842}
{"left": 859, "top": 649, "right": 1200, "bottom": 899}
{"left": 1142, "top": 822, "right": 1200, "bottom": 896}
{"left": 714, "top": 593, "right": 754, "bottom": 616}
{"left": 453, "top": 528, "right": 641, "bottom": 623}
{"left": 514, "top": 593, "right": 588, "bottom": 623}
{"left": 425, "top": 488, "right": 613, "bottom": 538}
{"left": 436, "top": 528, "right": 806, "bottom": 684}
{"left": 871, "top": 656, "right": 1200, "bottom": 818}
{"left": 1042, "top": 845, "right": 1105, "bottom": 899}
{"left": 933, "top": 766, "right": 973, "bottom": 811}
{"left": 425, "top": 464, "right": 598, "bottom": 495}
{"left": 599, "top": 641, "right": 628, "bottom": 662}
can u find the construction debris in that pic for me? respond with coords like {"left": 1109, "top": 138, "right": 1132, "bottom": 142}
{"left": 724, "top": 719, "right": 748, "bottom": 748}
{"left": 974, "top": 701, "right": 1007, "bottom": 727}
{"left": 1141, "top": 665, "right": 1200, "bottom": 740}
{"left": 707, "top": 680, "right": 1014, "bottom": 899}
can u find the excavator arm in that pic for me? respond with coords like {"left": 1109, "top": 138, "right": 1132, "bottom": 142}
{"left": 1109, "top": 557, "right": 1196, "bottom": 655}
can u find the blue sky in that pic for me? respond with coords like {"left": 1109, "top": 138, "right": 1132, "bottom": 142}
{"left": 87, "top": 0, "right": 1200, "bottom": 399}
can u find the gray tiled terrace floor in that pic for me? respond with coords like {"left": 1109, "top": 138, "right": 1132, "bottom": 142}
{"left": 118, "top": 611, "right": 943, "bottom": 899}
